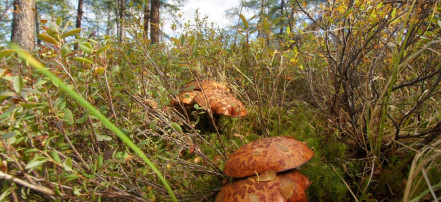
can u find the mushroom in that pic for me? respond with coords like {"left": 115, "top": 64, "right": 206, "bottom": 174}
{"left": 218, "top": 136, "right": 314, "bottom": 201}
{"left": 215, "top": 170, "right": 310, "bottom": 202}
{"left": 223, "top": 136, "right": 314, "bottom": 178}
{"left": 176, "top": 80, "right": 247, "bottom": 117}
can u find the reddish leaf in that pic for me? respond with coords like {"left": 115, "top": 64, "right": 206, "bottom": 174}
{"left": 189, "top": 145, "right": 195, "bottom": 153}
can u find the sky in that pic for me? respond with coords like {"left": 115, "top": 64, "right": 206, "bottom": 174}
{"left": 180, "top": 0, "right": 240, "bottom": 27}
{"left": 163, "top": 0, "right": 245, "bottom": 37}
{"left": 1, "top": 0, "right": 249, "bottom": 44}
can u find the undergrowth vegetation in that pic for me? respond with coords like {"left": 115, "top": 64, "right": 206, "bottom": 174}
{"left": 1, "top": 0, "right": 441, "bottom": 201}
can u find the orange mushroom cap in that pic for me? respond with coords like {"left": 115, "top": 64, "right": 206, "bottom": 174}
{"left": 223, "top": 136, "right": 314, "bottom": 178}
{"left": 178, "top": 80, "right": 247, "bottom": 117}
{"left": 215, "top": 170, "right": 310, "bottom": 202}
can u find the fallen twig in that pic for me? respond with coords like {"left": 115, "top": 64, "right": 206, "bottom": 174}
{"left": 0, "top": 170, "right": 54, "bottom": 195}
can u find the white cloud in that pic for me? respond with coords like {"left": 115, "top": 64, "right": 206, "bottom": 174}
{"left": 181, "top": 0, "right": 239, "bottom": 27}
{"left": 162, "top": 0, "right": 241, "bottom": 37}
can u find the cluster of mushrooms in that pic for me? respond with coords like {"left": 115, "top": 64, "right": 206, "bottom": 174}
{"left": 175, "top": 80, "right": 314, "bottom": 201}
{"left": 174, "top": 80, "right": 247, "bottom": 117}
{"left": 216, "top": 136, "right": 314, "bottom": 201}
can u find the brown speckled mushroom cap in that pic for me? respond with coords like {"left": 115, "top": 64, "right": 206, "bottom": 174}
{"left": 178, "top": 80, "right": 247, "bottom": 117}
{"left": 215, "top": 170, "right": 310, "bottom": 202}
{"left": 223, "top": 136, "right": 314, "bottom": 178}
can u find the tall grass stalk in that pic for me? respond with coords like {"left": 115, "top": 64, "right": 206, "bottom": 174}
{"left": 376, "top": 0, "right": 418, "bottom": 155}
{"left": 403, "top": 137, "right": 441, "bottom": 201}
{"left": 12, "top": 46, "right": 177, "bottom": 202}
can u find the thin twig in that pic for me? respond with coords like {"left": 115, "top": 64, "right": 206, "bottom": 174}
{"left": 0, "top": 170, "right": 55, "bottom": 195}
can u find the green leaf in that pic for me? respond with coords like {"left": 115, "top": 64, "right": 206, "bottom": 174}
{"left": 73, "top": 187, "right": 81, "bottom": 195}
{"left": 180, "top": 35, "right": 185, "bottom": 46}
{"left": 82, "top": 171, "right": 95, "bottom": 179}
{"left": 75, "top": 112, "right": 89, "bottom": 124}
{"left": 194, "top": 103, "right": 203, "bottom": 110}
{"left": 45, "top": 27, "right": 58, "bottom": 37}
{"left": 79, "top": 42, "right": 92, "bottom": 53}
{"left": 38, "top": 34, "right": 59, "bottom": 46}
{"left": 61, "top": 28, "right": 82, "bottom": 38}
{"left": 170, "top": 122, "right": 183, "bottom": 133}
{"left": 189, "top": 35, "right": 195, "bottom": 46}
{"left": 182, "top": 84, "right": 196, "bottom": 91}
{"left": 98, "top": 153, "right": 103, "bottom": 167}
{"left": 0, "top": 92, "right": 16, "bottom": 101}
{"left": 63, "top": 157, "right": 73, "bottom": 172}
{"left": 0, "top": 107, "right": 15, "bottom": 119}
{"left": 0, "top": 188, "right": 11, "bottom": 201}
{"left": 25, "top": 156, "right": 49, "bottom": 170}
{"left": 72, "top": 57, "right": 93, "bottom": 64}
{"left": 61, "top": 45, "right": 72, "bottom": 57}
{"left": 111, "top": 65, "right": 120, "bottom": 73}
{"left": 20, "top": 102, "right": 46, "bottom": 108}
{"left": 0, "top": 49, "right": 14, "bottom": 59}
{"left": 240, "top": 14, "right": 248, "bottom": 29}
{"left": 51, "top": 150, "right": 61, "bottom": 164}
{"left": 63, "top": 108, "right": 75, "bottom": 125}
{"left": 64, "top": 174, "right": 78, "bottom": 182}
{"left": 96, "top": 134, "right": 112, "bottom": 141}
{"left": 377, "top": 2, "right": 384, "bottom": 9}
{"left": 391, "top": 8, "right": 397, "bottom": 19}
{"left": 56, "top": 17, "right": 62, "bottom": 26}
{"left": 2, "top": 131, "right": 17, "bottom": 139}
{"left": 97, "top": 44, "right": 111, "bottom": 55}
{"left": 171, "top": 37, "right": 180, "bottom": 46}
{"left": 24, "top": 148, "right": 39, "bottom": 155}
{"left": 54, "top": 186, "right": 62, "bottom": 196}
{"left": 13, "top": 75, "right": 24, "bottom": 93}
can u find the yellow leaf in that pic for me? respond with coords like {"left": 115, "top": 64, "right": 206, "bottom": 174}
{"left": 61, "top": 28, "right": 82, "bottom": 38}
{"left": 97, "top": 44, "right": 111, "bottom": 55}
{"left": 72, "top": 57, "right": 93, "bottom": 64}
{"left": 335, "top": 5, "right": 346, "bottom": 14}
{"left": 38, "top": 34, "right": 59, "bottom": 46}
{"left": 94, "top": 66, "right": 105, "bottom": 75}
{"left": 0, "top": 49, "right": 14, "bottom": 59}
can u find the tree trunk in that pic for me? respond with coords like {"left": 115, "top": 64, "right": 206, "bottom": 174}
{"left": 106, "top": 1, "right": 111, "bottom": 35}
{"left": 233, "top": 3, "right": 243, "bottom": 46}
{"left": 35, "top": 4, "right": 40, "bottom": 45}
{"left": 118, "top": 0, "right": 125, "bottom": 41}
{"left": 143, "top": 2, "right": 150, "bottom": 40}
{"left": 279, "top": 0, "right": 284, "bottom": 35}
{"left": 76, "top": 0, "right": 83, "bottom": 29}
{"left": 150, "top": 0, "right": 160, "bottom": 44}
{"left": 73, "top": 0, "right": 83, "bottom": 50}
{"left": 287, "top": 4, "right": 293, "bottom": 32}
{"left": 257, "top": 0, "right": 265, "bottom": 38}
{"left": 11, "top": 0, "right": 36, "bottom": 51}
